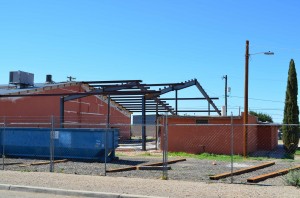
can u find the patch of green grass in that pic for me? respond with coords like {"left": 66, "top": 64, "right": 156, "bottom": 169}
{"left": 295, "top": 149, "right": 300, "bottom": 155}
{"left": 168, "top": 152, "right": 271, "bottom": 162}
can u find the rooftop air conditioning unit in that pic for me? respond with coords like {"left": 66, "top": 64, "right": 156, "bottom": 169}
{"left": 9, "top": 70, "right": 34, "bottom": 88}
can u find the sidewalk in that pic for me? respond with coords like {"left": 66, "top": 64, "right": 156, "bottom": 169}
{"left": 0, "top": 170, "right": 299, "bottom": 198}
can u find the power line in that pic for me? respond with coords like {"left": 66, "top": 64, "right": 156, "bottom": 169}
{"left": 229, "top": 95, "right": 284, "bottom": 103}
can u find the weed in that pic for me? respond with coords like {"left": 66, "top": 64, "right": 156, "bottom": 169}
{"left": 285, "top": 170, "right": 300, "bottom": 187}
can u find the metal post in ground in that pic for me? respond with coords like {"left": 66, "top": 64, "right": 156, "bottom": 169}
{"left": 104, "top": 128, "right": 108, "bottom": 176}
{"left": 50, "top": 116, "right": 55, "bottom": 172}
{"left": 2, "top": 117, "right": 6, "bottom": 170}
{"left": 230, "top": 112, "right": 234, "bottom": 184}
{"left": 162, "top": 114, "right": 168, "bottom": 180}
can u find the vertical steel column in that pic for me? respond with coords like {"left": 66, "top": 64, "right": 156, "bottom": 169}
{"left": 208, "top": 102, "right": 210, "bottom": 116}
{"left": 60, "top": 97, "right": 64, "bottom": 128}
{"left": 142, "top": 95, "right": 146, "bottom": 151}
{"left": 2, "top": 117, "right": 6, "bottom": 170}
{"left": 155, "top": 102, "right": 158, "bottom": 150}
{"left": 107, "top": 95, "right": 111, "bottom": 128}
{"left": 50, "top": 116, "right": 54, "bottom": 172}
{"left": 175, "top": 90, "right": 178, "bottom": 115}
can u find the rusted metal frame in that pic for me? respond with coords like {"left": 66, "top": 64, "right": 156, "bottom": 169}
{"left": 194, "top": 80, "right": 221, "bottom": 115}
{"left": 139, "top": 83, "right": 185, "bottom": 86}
{"left": 63, "top": 81, "right": 142, "bottom": 101}
{"left": 159, "top": 80, "right": 196, "bottom": 95}
{"left": 175, "top": 110, "right": 219, "bottom": 112}
{"left": 82, "top": 80, "right": 142, "bottom": 84}
{"left": 0, "top": 90, "right": 161, "bottom": 99}
{"left": 137, "top": 83, "right": 176, "bottom": 115}
{"left": 159, "top": 97, "right": 219, "bottom": 100}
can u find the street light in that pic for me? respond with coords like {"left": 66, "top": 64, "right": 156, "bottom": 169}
{"left": 243, "top": 40, "right": 274, "bottom": 158}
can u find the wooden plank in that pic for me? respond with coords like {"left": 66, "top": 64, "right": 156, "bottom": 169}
{"left": 0, "top": 162, "right": 23, "bottom": 166}
{"left": 107, "top": 158, "right": 186, "bottom": 173}
{"left": 247, "top": 165, "right": 300, "bottom": 183}
{"left": 19, "top": 159, "right": 68, "bottom": 167}
{"left": 141, "top": 158, "right": 187, "bottom": 167}
{"left": 209, "top": 161, "right": 275, "bottom": 180}
{"left": 106, "top": 166, "right": 136, "bottom": 173}
{"left": 137, "top": 166, "right": 171, "bottom": 170}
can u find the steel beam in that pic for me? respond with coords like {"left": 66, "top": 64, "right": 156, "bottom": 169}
{"left": 195, "top": 80, "right": 221, "bottom": 115}
{"left": 142, "top": 96, "right": 146, "bottom": 151}
{"left": 60, "top": 97, "right": 64, "bottom": 128}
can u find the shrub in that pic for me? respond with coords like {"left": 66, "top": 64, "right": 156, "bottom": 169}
{"left": 285, "top": 170, "right": 300, "bottom": 187}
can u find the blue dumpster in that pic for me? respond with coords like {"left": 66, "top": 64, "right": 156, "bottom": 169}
{"left": 0, "top": 128, "right": 119, "bottom": 162}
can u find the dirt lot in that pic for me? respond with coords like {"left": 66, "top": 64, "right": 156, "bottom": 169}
{"left": 1, "top": 149, "right": 299, "bottom": 187}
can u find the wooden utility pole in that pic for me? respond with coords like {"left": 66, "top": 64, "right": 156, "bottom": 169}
{"left": 244, "top": 40, "right": 249, "bottom": 158}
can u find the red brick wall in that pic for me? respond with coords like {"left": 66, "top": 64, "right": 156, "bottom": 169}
{"left": 257, "top": 125, "right": 278, "bottom": 150}
{"left": 0, "top": 84, "right": 131, "bottom": 139}
{"left": 159, "top": 114, "right": 275, "bottom": 155}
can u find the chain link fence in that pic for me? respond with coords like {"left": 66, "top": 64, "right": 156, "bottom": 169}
{"left": 0, "top": 115, "right": 299, "bottom": 186}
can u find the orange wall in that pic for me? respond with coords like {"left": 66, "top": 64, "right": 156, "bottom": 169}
{"left": 0, "top": 84, "right": 131, "bottom": 139}
{"left": 159, "top": 115, "right": 276, "bottom": 155}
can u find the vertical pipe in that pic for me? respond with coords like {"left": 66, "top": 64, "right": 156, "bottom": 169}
{"left": 155, "top": 102, "right": 158, "bottom": 150}
{"left": 224, "top": 75, "right": 228, "bottom": 115}
{"left": 163, "top": 113, "right": 168, "bottom": 180}
{"left": 208, "top": 102, "right": 210, "bottom": 116}
{"left": 104, "top": 128, "right": 107, "bottom": 176}
{"left": 107, "top": 95, "right": 111, "bottom": 128}
{"left": 230, "top": 112, "right": 234, "bottom": 183}
{"left": 60, "top": 97, "right": 64, "bottom": 128}
{"left": 244, "top": 40, "right": 249, "bottom": 158}
{"left": 175, "top": 90, "right": 178, "bottom": 115}
{"left": 50, "top": 115, "right": 54, "bottom": 172}
{"left": 2, "top": 117, "right": 5, "bottom": 170}
{"left": 142, "top": 95, "right": 146, "bottom": 151}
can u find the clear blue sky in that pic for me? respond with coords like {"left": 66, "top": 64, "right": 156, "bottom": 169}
{"left": 1, "top": 0, "right": 300, "bottom": 123}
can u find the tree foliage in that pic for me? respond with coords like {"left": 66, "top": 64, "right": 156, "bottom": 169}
{"left": 282, "top": 59, "right": 300, "bottom": 154}
{"left": 249, "top": 111, "right": 273, "bottom": 123}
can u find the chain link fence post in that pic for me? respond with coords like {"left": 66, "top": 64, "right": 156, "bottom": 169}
{"left": 230, "top": 112, "right": 234, "bottom": 183}
{"left": 2, "top": 116, "right": 6, "bottom": 170}
{"left": 50, "top": 115, "right": 54, "bottom": 172}
{"left": 162, "top": 113, "right": 168, "bottom": 180}
{"left": 104, "top": 128, "right": 108, "bottom": 176}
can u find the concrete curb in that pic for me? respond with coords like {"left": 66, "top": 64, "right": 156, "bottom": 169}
{"left": 0, "top": 184, "right": 167, "bottom": 198}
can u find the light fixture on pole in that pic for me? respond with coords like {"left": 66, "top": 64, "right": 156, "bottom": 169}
{"left": 243, "top": 40, "right": 274, "bottom": 158}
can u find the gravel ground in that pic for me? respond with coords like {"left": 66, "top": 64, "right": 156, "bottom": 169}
{"left": 1, "top": 151, "right": 299, "bottom": 187}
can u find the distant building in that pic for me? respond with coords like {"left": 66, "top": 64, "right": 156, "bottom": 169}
{"left": 0, "top": 72, "right": 131, "bottom": 139}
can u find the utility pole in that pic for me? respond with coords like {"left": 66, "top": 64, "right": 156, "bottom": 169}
{"left": 244, "top": 40, "right": 249, "bottom": 158}
{"left": 222, "top": 75, "right": 228, "bottom": 115}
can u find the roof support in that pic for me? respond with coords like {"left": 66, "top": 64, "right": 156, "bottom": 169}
{"left": 107, "top": 95, "right": 110, "bottom": 128}
{"left": 195, "top": 80, "right": 221, "bottom": 115}
{"left": 60, "top": 97, "right": 64, "bottom": 128}
{"left": 142, "top": 95, "right": 146, "bottom": 151}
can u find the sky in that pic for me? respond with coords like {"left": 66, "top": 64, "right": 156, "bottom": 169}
{"left": 1, "top": 0, "right": 300, "bottom": 123}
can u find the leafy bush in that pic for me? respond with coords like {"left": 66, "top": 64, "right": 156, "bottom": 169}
{"left": 285, "top": 170, "right": 300, "bottom": 187}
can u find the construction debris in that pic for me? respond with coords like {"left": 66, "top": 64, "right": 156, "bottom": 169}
{"left": 107, "top": 158, "right": 186, "bottom": 173}
{"left": 209, "top": 161, "right": 275, "bottom": 180}
{"left": 19, "top": 159, "right": 68, "bottom": 167}
{"left": 247, "top": 164, "right": 300, "bottom": 183}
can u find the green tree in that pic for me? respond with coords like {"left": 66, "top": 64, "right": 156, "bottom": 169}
{"left": 282, "top": 59, "right": 299, "bottom": 154}
{"left": 249, "top": 111, "right": 273, "bottom": 123}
